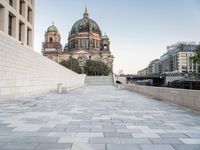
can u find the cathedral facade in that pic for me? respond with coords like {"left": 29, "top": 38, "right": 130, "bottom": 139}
{"left": 42, "top": 8, "right": 114, "bottom": 73}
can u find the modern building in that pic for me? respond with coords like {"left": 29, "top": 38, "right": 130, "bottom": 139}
{"left": 137, "top": 68, "right": 148, "bottom": 76}
{"left": 138, "top": 42, "right": 199, "bottom": 77}
{"left": 0, "top": 0, "right": 34, "bottom": 48}
{"left": 147, "top": 59, "right": 160, "bottom": 75}
{"left": 160, "top": 42, "right": 198, "bottom": 74}
{"left": 42, "top": 7, "right": 114, "bottom": 72}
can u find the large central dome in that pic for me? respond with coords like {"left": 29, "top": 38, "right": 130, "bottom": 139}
{"left": 66, "top": 7, "right": 110, "bottom": 52}
{"left": 69, "top": 8, "right": 101, "bottom": 36}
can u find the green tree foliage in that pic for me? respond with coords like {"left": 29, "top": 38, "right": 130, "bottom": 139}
{"left": 191, "top": 45, "right": 200, "bottom": 72}
{"left": 60, "top": 58, "right": 82, "bottom": 74}
{"left": 84, "top": 60, "right": 110, "bottom": 76}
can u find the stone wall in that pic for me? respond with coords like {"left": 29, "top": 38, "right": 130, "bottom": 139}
{"left": 126, "top": 84, "right": 200, "bottom": 111}
{"left": 0, "top": 32, "right": 86, "bottom": 100}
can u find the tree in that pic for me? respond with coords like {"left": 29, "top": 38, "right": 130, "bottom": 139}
{"left": 84, "top": 60, "right": 110, "bottom": 76}
{"left": 191, "top": 45, "right": 200, "bottom": 72}
{"left": 60, "top": 58, "right": 82, "bottom": 74}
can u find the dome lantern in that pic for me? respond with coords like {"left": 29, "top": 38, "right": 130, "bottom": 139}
{"left": 83, "top": 6, "right": 89, "bottom": 18}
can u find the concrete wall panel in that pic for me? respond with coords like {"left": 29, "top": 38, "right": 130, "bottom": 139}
{"left": 0, "top": 32, "right": 86, "bottom": 100}
{"left": 126, "top": 84, "right": 200, "bottom": 111}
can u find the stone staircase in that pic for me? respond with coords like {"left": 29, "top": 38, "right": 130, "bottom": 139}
{"left": 85, "top": 76, "right": 114, "bottom": 86}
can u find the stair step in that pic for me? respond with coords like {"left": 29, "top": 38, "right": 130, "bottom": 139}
{"left": 86, "top": 76, "right": 114, "bottom": 86}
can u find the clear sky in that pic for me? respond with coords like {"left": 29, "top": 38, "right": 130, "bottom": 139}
{"left": 34, "top": 0, "right": 200, "bottom": 74}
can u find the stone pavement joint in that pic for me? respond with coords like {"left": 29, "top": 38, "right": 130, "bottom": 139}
{"left": 0, "top": 86, "right": 200, "bottom": 150}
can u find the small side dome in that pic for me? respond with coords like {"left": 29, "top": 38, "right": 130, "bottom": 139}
{"left": 47, "top": 22, "right": 58, "bottom": 32}
{"left": 102, "top": 33, "right": 109, "bottom": 40}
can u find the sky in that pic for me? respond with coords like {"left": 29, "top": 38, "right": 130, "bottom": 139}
{"left": 34, "top": 0, "right": 200, "bottom": 74}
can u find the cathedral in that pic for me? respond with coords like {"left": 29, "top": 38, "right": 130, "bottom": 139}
{"left": 42, "top": 7, "right": 114, "bottom": 73}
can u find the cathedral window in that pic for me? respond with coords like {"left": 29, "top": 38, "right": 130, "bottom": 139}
{"left": 104, "top": 45, "right": 108, "bottom": 50}
{"left": 93, "top": 39, "right": 95, "bottom": 48}
{"left": 49, "top": 37, "right": 53, "bottom": 43}
{"left": 80, "top": 39, "right": 84, "bottom": 48}
{"left": 72, "top": 40, "right": 75, "bottom": 48}
{"left": 82, "top": 39, "right": 86, "bottom": 48}
{"left": 86, "top": 39, "right": 88, "bottom": 48}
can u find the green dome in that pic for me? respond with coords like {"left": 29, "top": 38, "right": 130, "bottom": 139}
{"left": 70, "top": 17, "right": 101, "bottom": 36}
{"left": 102, "top": 34, "right": 109, "bottom": 40}
{"left": 47, "top": 25, "right": 58, "bottom": 32}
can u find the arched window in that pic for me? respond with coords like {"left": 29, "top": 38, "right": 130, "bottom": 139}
{"left": 104, "top": 45, "right": 108, "bottom": 50}
{"left": 49, "top": 37, "right": 53, "bottom": 43}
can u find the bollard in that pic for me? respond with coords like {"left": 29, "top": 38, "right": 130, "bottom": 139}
{"left": 57, "top": 83, "right": 62, "bottom": 94}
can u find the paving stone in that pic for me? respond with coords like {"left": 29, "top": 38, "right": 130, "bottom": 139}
{"left": 0, "top": 136, "right": 27, "bottom": 143}
{"left": 115, "top": 129, "right": 141, "bottom": 133}
{"left": 102, "top": 125, "right": 126, "bottom": 129}
{"left": 172, "top": 144, "right": 200, "bottom": 150}
{"left": 140, "top": 144, "right": 175, "bottom": 150}
{"left": 48, "top": 132, "right": 76, "bottom": 137}
{"left": 185, "top": 133, "right": 200, "bottom": 138}
{"left": 91, "top": 128, "right": 115, "bottom": 132}
{"left": 90, "top": 138, "right": 120, "bottom": 144}
{"left": 11, "top": 131, "right": 49, "bottom": 137}
{"left": 150, "top": 138, "right": 183, "bottom": 144}
{"left": 120, "top": 138, "right": 151, "bottom": 144}
{"left": 51, "top": 127, "right": 66, "bottom": 132}
{"left": 71, "top": 143, "right": 106, "bottom": 150}
{"left": 103, "top": 132, "right": 132, "bottom": 138}
{"left": 12, "top": 126, "right": 41, "bottom": 132}
{"left": 36, "top": 143, "right": 72, "bottom": 150}
{"left": 58, "top": 137, "right": 89, "bottom": 143}
{"left": 179, "top": 138, "right": 200, "bottom": 144}
{"left": 76, "top": 133, "right": 104, "bottom": 138}
{"left": 38, "top": 127, "right": 53, "bottom": 132}
{"left": 65, "top": 128, "right": 90, "bottom": 132}
{"left": 158, "top": 133, "right": 188, "bottom": 138}
{"left": 107, "top": 144, "right": 140, "bottom": 150}
{"left": 0, "top": 143, "right": 38, "bottom": 150}
{"left": 80, "top": 125, "right": 102, "bottom": 129}
{"left": 132, "top": 133, "right": 160, "bottom": 138}
{"left": 25, "top": 136, "right": 59, "bottom": 143}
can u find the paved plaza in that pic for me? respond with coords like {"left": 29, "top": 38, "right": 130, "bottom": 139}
{"left": 0, "top": 86, "right": 200, "bottom": 150}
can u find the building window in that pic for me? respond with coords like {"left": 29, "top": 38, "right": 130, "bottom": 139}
{"left": 0, "top": 4, "right": 5, "bottom": 32}
{"left": 9, "top": 0, "right": 16, "bottom": 8}
{"left": 19, "top": 0, "right": 25, "bottom": 16}
{"left": 27, "top": 27, "right": 32, "bottom": 46}
{"left": 9, "top": 0, "right": 13, "bottom": 6}
{"left": 8, "top": 12, "right": 16, "bottom": 37}
{"left": 19, "top": 21, "right": 25, "bottom": 42}
{"left": 8, "top": 13, "right": 13, "bottom": 36}
{"left": 27, "top": 7, "right": 32, "bottom": 23}
{"left": 49, "top": 37, "right": 53, "bottom": 43}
